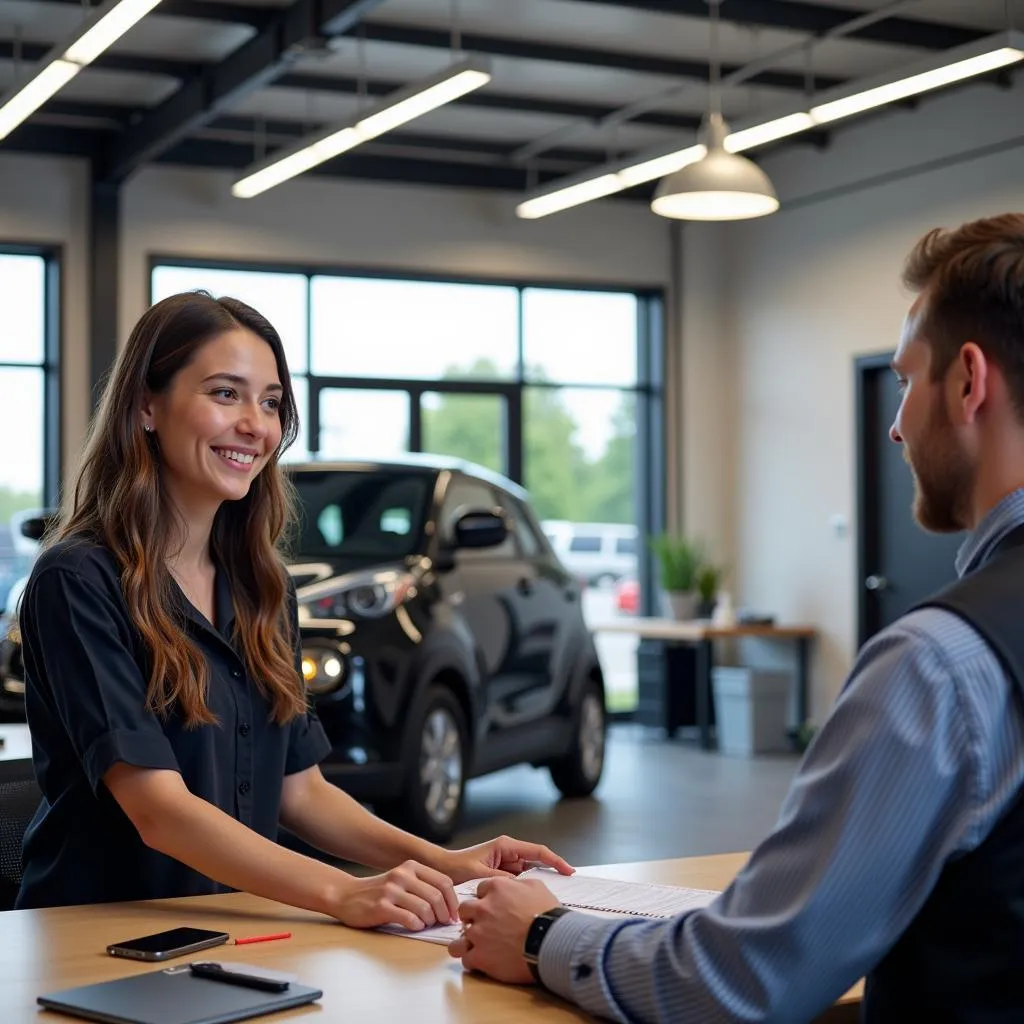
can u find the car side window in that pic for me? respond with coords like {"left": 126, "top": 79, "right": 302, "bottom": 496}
{"left": 569, "top": 534, "right": 602, "bottom": 553}
{"left": 441, "top": 477, "right": 515, "bottom": 559}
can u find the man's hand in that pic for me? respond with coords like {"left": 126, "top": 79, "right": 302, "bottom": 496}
{"left": 447, "top": 877, "right": 563, "bottom": 984}
{"left": 436, "top": 835, "right": 573, "bottom": 884}
{"left": 331, "top": 860, "right": 460, "bottom": 931}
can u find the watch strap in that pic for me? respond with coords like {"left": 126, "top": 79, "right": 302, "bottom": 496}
{"left": 523, "top": 905, "right": 572, "bottom": 983}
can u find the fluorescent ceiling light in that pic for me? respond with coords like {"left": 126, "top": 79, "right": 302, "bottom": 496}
{"left": 516, "top": 29, "right": 1024, "bottom": 220}
{"left": 63, "top": 0, "right": 164, "bottom": 65}
{"left": 725, "top": 113, "right": 816, "bottom": 153}
{"left": 616, "top": 145, "right": 705, "bottom": 188}
{"left": 0, "top": 0, "right": 165, "bottom": 144}
{"left": 517, "top": 175, "right": 622, "bottom": 219}
{"left": 811, "top": 40, "right": 1024, "bottom": 124}
{"left": 356, "top": 66, "right": 492, "bottom": 139}
{"left": 0, "top": 60, "right": 80, "bottom": 142}
{"left": 233, "top": 58, "right": 492, "bottom": 198}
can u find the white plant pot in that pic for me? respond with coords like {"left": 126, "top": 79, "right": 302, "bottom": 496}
{"left": 666, "top": 590, "right": 699, "bottom": 621}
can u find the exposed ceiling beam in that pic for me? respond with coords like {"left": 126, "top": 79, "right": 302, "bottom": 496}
{"left": 1, "top": 121, "right": 102, "bottom": 158}
{"left": 41, "top": 0, "right": 273, "bottom": 28}
{"left": 159, "top": 135, "right": 602, "bottom": 194}
{"left": 561, "top": 0, "right": 985, "bottom": 50}
{"left": 99, "top": 0, "right": 388, "bottom": 183}
{"left": 0, "top": 38, "right": 199, "bottom": 79}
{"left": 359, "top": 22, "right": 847, "bottom": 91}
{"left": 275, "top": 71, "right": 703, "bottom": 131}
{"left": 205, "top": 114, "right": 610, "bottom": 167}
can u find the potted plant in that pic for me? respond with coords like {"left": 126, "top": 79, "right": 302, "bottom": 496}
{"left": 649, "top": 534, "right": 704, "bottom": 620}
{"left": 695, "top": 563, "right": 723, "bottom": 619}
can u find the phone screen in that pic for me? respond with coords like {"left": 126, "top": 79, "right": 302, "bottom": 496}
{"left": 108, "top": 927, "right": 229, "bottom": 958}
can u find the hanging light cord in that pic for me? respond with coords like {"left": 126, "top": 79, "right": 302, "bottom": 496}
{"left": 708, "top": 0, "right": 723, "bottom": 118}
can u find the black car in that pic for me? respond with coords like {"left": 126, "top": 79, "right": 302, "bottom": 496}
{"left": 1, "top": 458, "right": 607, "bottom": 841}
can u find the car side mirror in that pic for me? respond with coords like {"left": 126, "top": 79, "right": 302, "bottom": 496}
{"left": 453, "top": 510, "right": 508, "bottom": 550}
{"left": 19, "top": 516, "right": 50, "bottom": 541}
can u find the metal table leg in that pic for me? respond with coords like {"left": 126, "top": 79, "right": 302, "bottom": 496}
{"left": 795, "top": 636, "right": 810, "bottom": 729}
{"left": 695, "top": 638, "right": 714, "bottom": 750}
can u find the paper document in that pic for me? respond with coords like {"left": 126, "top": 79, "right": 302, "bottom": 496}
{"left": 379, "top": 868, "right": 720, "bottom": 945}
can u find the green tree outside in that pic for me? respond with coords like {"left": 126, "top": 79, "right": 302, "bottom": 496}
{"left": 419, "top": 360, "right": 635, "bottom": 524}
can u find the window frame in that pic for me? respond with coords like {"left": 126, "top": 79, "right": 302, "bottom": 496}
{"left": 0, "top": 243, "right": 62, "bottom": 508}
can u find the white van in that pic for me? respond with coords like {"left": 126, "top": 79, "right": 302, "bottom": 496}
{"left": 542, "top": 520, "right": 638, "bottom": 586}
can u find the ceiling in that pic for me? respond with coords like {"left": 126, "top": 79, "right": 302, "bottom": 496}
{"left": 0, "top": 0, "right": 1017, "bottom": 196}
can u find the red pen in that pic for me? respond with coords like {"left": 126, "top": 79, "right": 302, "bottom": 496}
{"left": 232, "top": 931, "right": 292, "bottom": 946}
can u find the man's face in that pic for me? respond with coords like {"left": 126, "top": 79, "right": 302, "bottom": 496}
{"left": 890, "top": 301, "right": 974, "bottom": 533}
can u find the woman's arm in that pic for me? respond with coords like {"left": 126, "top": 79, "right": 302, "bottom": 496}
{"left": 279, "top": 765, "right": 443, "bottom": 870}
{"left": 104, "top": 762, "right": 460, "bottom": 931}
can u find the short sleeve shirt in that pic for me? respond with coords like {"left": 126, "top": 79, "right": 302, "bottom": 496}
{"left": 15, "top": 538, "right": 332, "bottom": 909}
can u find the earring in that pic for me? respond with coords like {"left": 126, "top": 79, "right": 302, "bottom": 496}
{"left": 144, "top": 425, "right": 153, "bottom": 433}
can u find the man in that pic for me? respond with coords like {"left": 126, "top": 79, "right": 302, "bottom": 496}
{"left": 449, "top": 213, "right": 1024, "bottom": 1022}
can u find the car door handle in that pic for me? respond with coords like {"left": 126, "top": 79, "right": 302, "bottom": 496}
{"left": 517, "top": 578, "right": 533, "bottom": 596}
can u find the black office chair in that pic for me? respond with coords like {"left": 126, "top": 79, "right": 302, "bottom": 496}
{"left": 0, "top": 774, "right": 41, "bottom": 911}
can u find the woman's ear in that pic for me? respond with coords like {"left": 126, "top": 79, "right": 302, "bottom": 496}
{"left": 140, "top": 390, "right": 156, "bottom": 433}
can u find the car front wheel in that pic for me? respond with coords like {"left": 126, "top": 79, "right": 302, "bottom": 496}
{"left": 376, "top": 685, "right": 467, "bottom": 844}
{"left": 549, "top": 679, "right": 606, "bottom": 798}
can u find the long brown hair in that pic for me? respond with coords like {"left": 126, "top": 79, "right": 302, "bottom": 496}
{"left": 55, "top": 291, "right": 306, "bottom": 726}
{"left": 903, "top": 213, "right": 1024, "bottom": 415}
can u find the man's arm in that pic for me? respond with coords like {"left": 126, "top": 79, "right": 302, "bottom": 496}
{"left": 536, "top": 613, "right": 1015, "bottom": 1023}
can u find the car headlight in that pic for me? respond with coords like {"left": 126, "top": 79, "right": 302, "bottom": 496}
{"left": 299, "top": 569, "right": 416, "bottom": 621}
{"left": 300, "top": 644, "right": 349, "bottom": 696}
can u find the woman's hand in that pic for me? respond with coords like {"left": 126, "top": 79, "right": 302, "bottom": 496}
{"left": 436, "top": 835, "right": 574, "bottom": 884}
{"left": 330, "top": 860, "right": 460, "bottom": 931}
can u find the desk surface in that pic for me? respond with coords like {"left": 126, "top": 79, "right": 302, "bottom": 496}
{"left": 590, "top": 618, "right": 817, "bottom": 641}
{"left": 0, "top": 723, "right": 31, "bottom": 763}
{"left": 2, "top": 852, "right": 860, "bottom": 1022}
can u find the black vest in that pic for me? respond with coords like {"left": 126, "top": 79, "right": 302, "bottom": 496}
{"left": 863, "top": 524, "right": 1024, "bottom": 1023}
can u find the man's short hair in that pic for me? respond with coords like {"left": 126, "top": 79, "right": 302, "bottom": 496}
{"left": 903, "top": 213, "right": 1024, "bottom": 415}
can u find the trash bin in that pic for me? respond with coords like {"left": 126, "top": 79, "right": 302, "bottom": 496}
{"left": 712, "top": 666, "right": 790, "bottom": 757}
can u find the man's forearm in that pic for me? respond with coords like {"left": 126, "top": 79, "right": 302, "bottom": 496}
{"left": 280, "top": 776, "right": 446, "bottom": 871}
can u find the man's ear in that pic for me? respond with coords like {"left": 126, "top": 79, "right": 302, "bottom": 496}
{"left": 957, "top": 342, "right": 989, "bottom": 423}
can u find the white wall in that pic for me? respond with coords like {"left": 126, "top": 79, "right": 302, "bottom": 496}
{"left": 0, "top": 153, "right": 90, "bottom": 484}
{"left": 120, "top": 167, "right": 671, "bottom": 334}
{"left": 717, "top": 75, "right": 1024, "bottom": 720}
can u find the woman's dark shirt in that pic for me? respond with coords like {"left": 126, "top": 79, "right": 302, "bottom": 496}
{"left": 15, "top": 538, "right": 331, "bottom": 909}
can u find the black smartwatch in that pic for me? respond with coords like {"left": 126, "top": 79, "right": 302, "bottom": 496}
{"left": 523, "top": 906, "right": 572, "bottom": 983}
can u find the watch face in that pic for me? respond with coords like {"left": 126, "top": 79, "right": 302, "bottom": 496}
{"left": 524, "top": 907, "right": 570, "bottom": 962}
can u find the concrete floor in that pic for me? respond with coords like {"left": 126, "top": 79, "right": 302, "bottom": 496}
{"left": 449, "top": 723, "right": 801, "bottom": 866}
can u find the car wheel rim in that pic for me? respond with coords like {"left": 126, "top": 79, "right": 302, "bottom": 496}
{"left": 419, "top": 707, "right": 463, "bottom": 826}
{"left": 579, "top": 692, "right": 605, "bottom": 782}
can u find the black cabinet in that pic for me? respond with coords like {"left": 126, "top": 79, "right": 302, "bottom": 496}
{"left": 635, "top": 639, "right": 716, "bottom": 737}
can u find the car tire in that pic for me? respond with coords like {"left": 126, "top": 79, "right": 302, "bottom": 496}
{"left": 548, "top": 679, "right": 606, "bottom": 798}
{"left": 376, "top": 684, "right": 468, "bottom": 844}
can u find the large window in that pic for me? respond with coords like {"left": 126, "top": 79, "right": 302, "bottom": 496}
{"left": 0, "top": 250, "right": 59, "bottom": 613}
{"left": 151, "top": 261, "right": 663, "bottom": 713}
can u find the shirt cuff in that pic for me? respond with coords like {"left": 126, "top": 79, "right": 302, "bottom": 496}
{"left": 537, "top": 910, "right": 633, "bottom": 1020}
{"left": 83, "top": 728, "right": 180, "bottom": 794}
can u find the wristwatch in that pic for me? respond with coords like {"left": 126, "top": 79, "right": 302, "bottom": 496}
{"left": 523, "top": 906, "right": 572, "bottom": 984}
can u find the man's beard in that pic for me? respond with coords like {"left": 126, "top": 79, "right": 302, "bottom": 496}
{"left": 905, "top": 401, "right": 973, "bottom": 533}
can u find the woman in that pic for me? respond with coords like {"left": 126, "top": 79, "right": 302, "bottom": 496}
{"left": 16, "top": 291, "right": 571, "bottom": 927}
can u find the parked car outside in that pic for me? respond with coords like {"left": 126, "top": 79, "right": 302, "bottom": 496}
{"left": 0, "top": 457, "right": 607, "bottom": 841}
{"left": 614, "top": 577, "right": 640, "bottom": 615}
{"left": 542, "top": 520, "right": 638, "bottom": 586}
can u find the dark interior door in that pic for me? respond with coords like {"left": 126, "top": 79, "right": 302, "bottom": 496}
{"left": 857, "top": 355, "right": 964, "bottom": 644}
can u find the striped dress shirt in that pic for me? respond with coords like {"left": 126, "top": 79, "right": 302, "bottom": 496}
{"left": 539, "top": 488, "right": 1024, "bottom": 1023}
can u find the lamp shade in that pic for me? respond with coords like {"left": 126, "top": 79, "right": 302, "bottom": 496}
{"left": 651, "top": 113, "right": 779, "bottom": 221}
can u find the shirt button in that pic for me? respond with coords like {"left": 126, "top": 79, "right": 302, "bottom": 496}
{"left": 238, "top": 781, "right": 251, "bottom": 796}
{"left": 231, "top": 667, "right": 243, "bottom": 679}
{"left": 239, "top": 723, "right": 251, "bottom": 737}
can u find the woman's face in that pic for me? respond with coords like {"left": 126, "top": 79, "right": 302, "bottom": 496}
{"left": 143, "top": 327, "right": 285, "bottom": 511}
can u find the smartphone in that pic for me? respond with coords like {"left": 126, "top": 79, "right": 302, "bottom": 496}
{"left": 107, "top": 927, "right": 230, "bottom": 962}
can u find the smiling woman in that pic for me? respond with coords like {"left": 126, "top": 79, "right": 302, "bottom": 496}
{"left": 14, "top": 290, "right": 571, "bottom": 930}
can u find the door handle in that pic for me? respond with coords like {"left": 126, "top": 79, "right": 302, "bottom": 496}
{"left": 865, "top": 575, "right": 889, "bottom": 592}
{"left": 517, "top": 578, "right": 533, "bottom": 596}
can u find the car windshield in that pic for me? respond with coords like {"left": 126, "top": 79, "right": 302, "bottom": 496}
{"left": 290, "top": 469, "right": 433, "bottom": 562}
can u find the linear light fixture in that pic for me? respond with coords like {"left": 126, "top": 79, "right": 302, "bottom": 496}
{"left": 0, "top": 0, "right": 163, "bottom": 143}
{"left": 515, "top": 29, "right": 1024, "bottom": 219}
{"left": 232, "top": 57, "right": 492, "bottom": 198}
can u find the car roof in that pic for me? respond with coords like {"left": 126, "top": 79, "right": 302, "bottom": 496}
{"left": 287, "top": 455, "right": 530, "bottom": 502}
